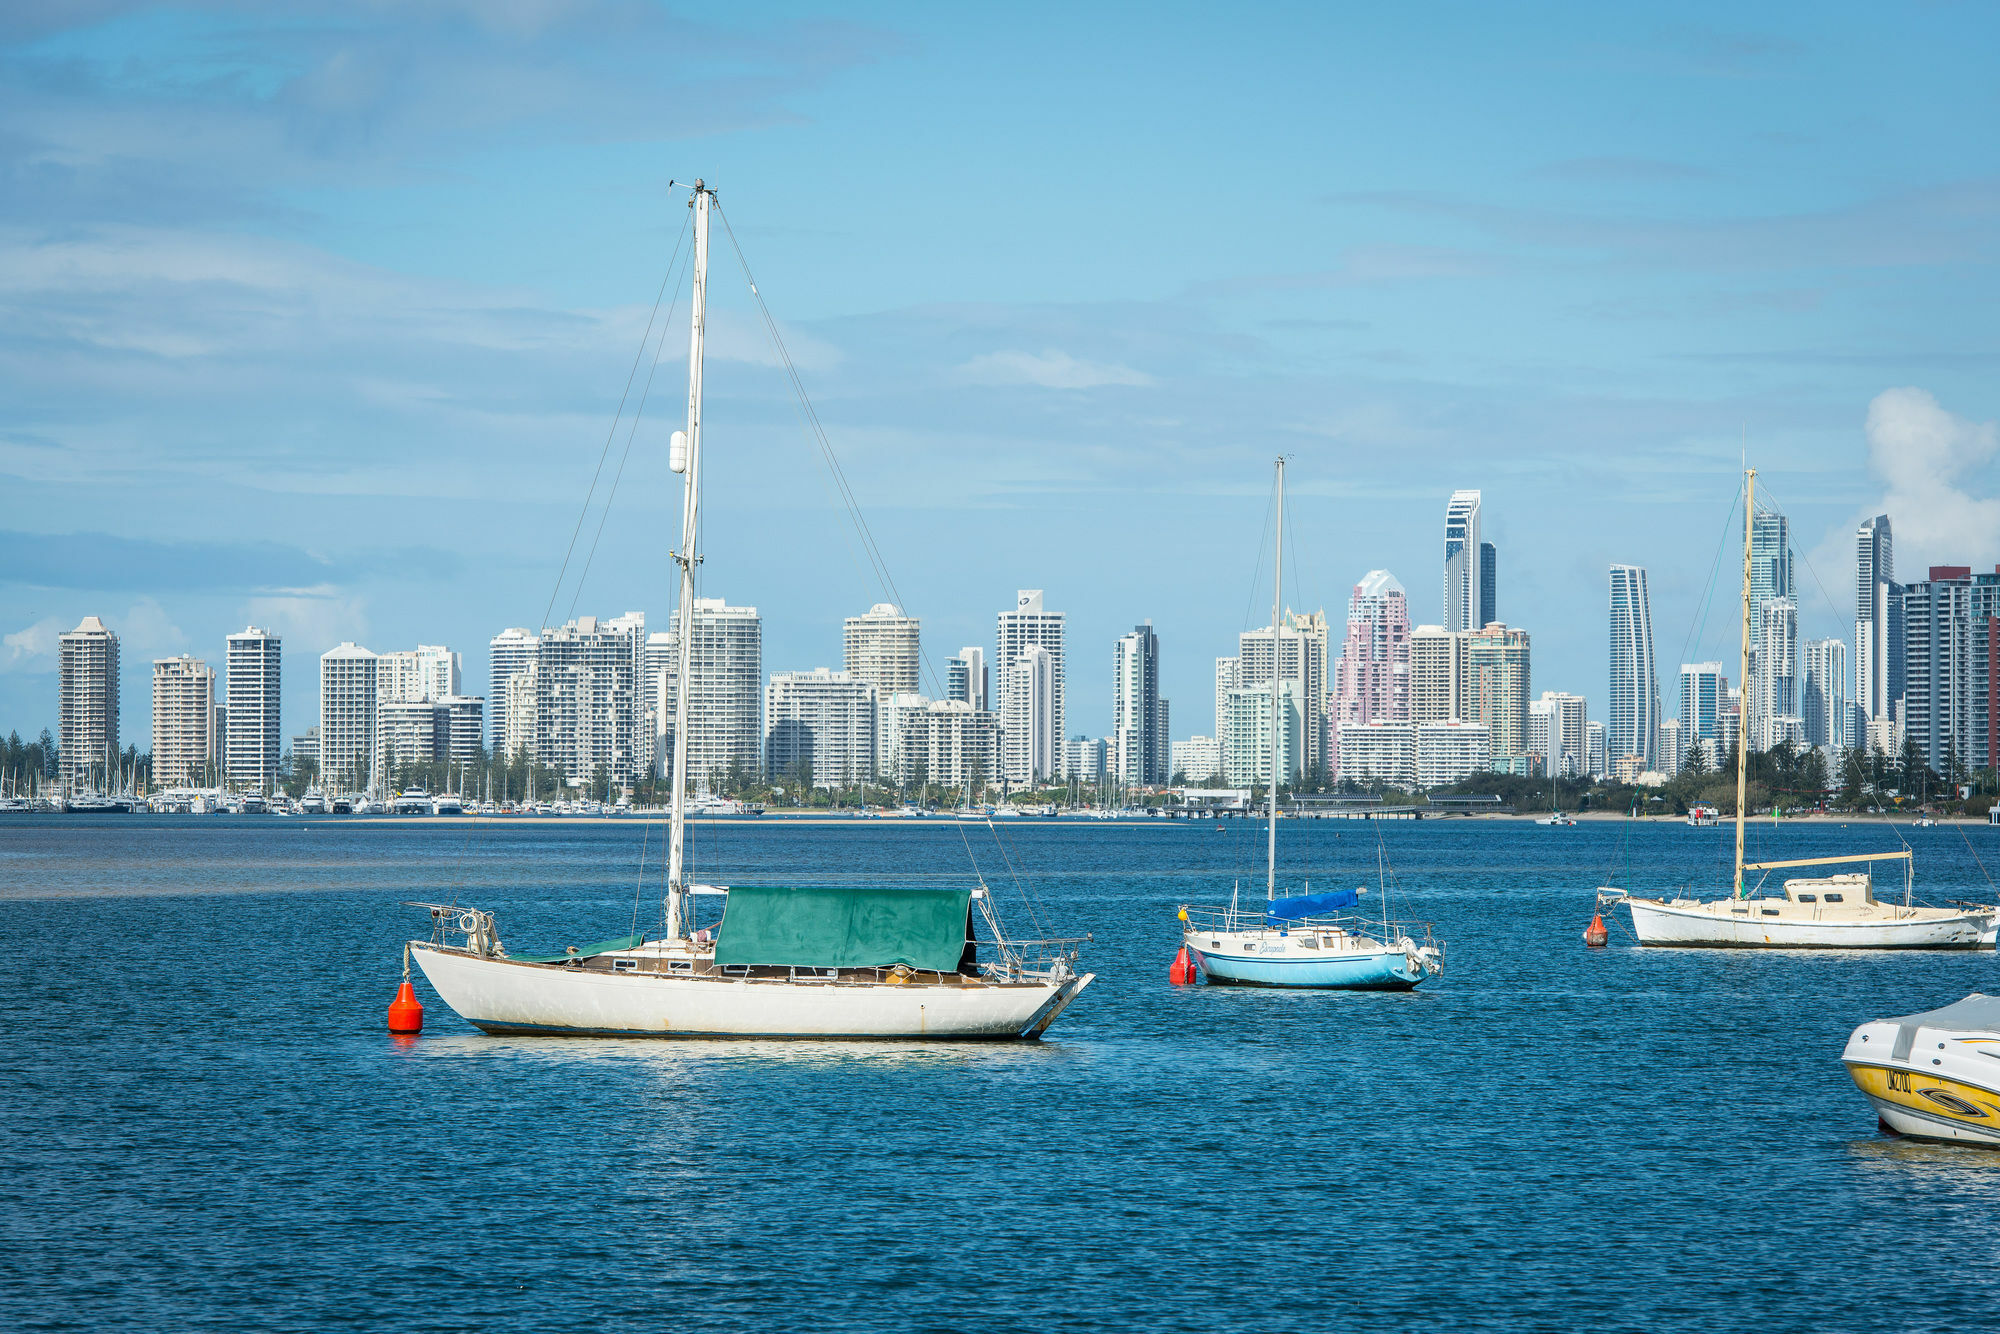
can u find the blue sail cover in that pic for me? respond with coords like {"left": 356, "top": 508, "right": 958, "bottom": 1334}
{"left": 1267, "top": 889, "right": 1360, "bottom": 922}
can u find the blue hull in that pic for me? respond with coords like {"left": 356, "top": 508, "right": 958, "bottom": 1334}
{"left": 1192, "top": 947, "right": 1424, "bottom": 991}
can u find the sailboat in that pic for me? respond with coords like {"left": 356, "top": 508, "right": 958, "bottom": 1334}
{"left": 1535, "top": 767, "right": 1574, "bottom": 825}
{"left": 406, "top": 181, "right": 1094, "bottom": 1038}
{"left": 1177, "top": 459, "right": 1445, "bottom": 990}
{"left": 1595, "top": 468, "right": 1996, "bottom": 950}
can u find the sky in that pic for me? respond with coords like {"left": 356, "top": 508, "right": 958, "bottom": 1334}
{"left": 3, "top": 1, "right": 1999, "bottom": 751}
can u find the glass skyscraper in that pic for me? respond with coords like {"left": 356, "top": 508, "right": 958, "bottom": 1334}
{"left": 1608, "top": 564, "right": 1659, "bottom": 771}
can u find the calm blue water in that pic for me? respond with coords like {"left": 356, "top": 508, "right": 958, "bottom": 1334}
{"left": 5, "top": 813, "right": 2000, "bottom": 1331}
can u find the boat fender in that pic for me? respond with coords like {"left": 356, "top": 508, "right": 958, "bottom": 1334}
{"left": 1583, "top": 913, "right": 1608, "bottom": 948}
{"left": 1169, "top": 946, "right": 1198, "bottom": 986}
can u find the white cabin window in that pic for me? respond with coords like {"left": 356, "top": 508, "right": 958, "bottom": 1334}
{"left": 1798, "top": 894, "right": 1818, "bottom": 903}
{"left": 612, "top": 958, "right": 638, "bottom": 973}
{"left": 1824, "top": 893, "right": 1845, "bottom": 903}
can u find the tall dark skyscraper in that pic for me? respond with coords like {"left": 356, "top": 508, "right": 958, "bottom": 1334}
{"left": 1479, "top": 540, "right": 1497, "bottom": 629}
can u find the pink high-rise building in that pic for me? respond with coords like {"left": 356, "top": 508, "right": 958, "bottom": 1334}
{"left": 1332, "top": 570, "right": 1412, "bottom": 736}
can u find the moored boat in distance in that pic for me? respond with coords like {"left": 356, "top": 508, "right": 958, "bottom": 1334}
{"left": 1176, "top": 458, "right": 1445, "bottom": 992}
{"left": 1843, "top": 994, "right": 2000, "bottom": 1144}
{"left": 1599, "top": 466, "right": 1997, "bottom": 951}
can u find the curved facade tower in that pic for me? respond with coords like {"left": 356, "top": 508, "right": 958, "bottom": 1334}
{"left": 1608, "top": 564, "right": 1659, "bottom": 772}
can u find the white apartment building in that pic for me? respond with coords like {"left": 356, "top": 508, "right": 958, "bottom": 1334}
{"left": 379, "top": 645, "right": 460, "bottom": 704}
{"left": 946, "top": 647, "right": 988, "bottom": 712}
{"left": 1527, "top": 691, "right": 1586, "bottom": 777}
{"left": 1065, "top": 735, "right": 1108, "bottom": 785}
{"left": 1756, "top": 596, "right": 1800, "bottom": 751}
{"left": 1224, "top": 681, "right": 1303, "bottom": 786}
{"left": 320, "top": 643, "right": 379, "bottom": 794}
{"left": 1409, "top": 626, "right": 1472, "bottom": 724}
{"left": 226, "top": 625, "right": 282, "bottom": 794}
{"left": 378, "top": 698, "right": 442, "bottom": 773}
{"left": 1003, "top": 645, "right": 1058, "bottom": 783}
{"left": 997, "top": 590, "right": 1065, "bottom": 774}
{"left": 656, "top": 599, "right": 761, "bottom": 789}
{"left": 535, "top": 612, "right": 647, "bottom": 788}
{"left": 640, "top": 630, "right": 675, "bottom": 776}
{"left": 766, "top": 669, "right": 878, "bottom": 787}
{"left": 1586, "top": 720, "right": 1607, "bottom": 779}
{"left": 1658, "top": 717, "right": 1683, "bottom": 776}
{"left": 487, "top": 628, "right": 538, "bottom": 757}
{"left": 438, "top": 695, "right": 484, "bottom": 768}
{"left": 1238, "top": 617, "right": 1328, "bottom": 774}
{"left": 1214, "top": 656, "right": 1239, "bottom": 758}
{"left": 845, "top": 602, "right": 921, "bottom": 773}
{"left": 1802, "top": 638, "right": 1849, "bottom": 751}
{"left": 1171, "top": 736, "right": 1221, "bottom": 784}
{"left": 152, "top": 654, "right": 215, "bottom": 788}
{"left": 503, "top": 669, "right": 539, "bottom": 765}
{"left": 899, "top": 699, "right": 1000, "bottom": 792}
{"left": 844, "top": 603, "right": 921, "bottom": 695}
{"left": 878, "top": 690, "right": 932, "bottom": 780}
{"left": 59, "top": 616, "right": 120, "bottom": 794}
{"left": 1338, "top": 720, "right": 1417, "bottom": 790}
{"left": 1416, "top": 719, "right": 1491, "bottom": 789}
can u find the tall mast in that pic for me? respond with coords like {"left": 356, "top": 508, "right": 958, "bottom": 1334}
{"left": 665, "top": 180, "right": 712, "bottom": 938}
{"left": 1734, "top": 467, "right": 1755, "bottom": 898}
{"left": 1268, "top": 457, "right": 1284, "bottom": 901}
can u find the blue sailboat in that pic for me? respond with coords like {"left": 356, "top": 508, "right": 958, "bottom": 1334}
{"left": 1177, "top": 458, "right": 1444, "bottom": 991}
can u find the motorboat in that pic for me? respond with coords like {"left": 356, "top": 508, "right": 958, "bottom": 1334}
{"left": 392, "top": 788, "right": 432, "bottom": 816}
{"left": 1177, "top": 458, "right": 1444, "bottom": 991}
{"left": 431, "top": 792, "right": 464, "bottom": 816}
{"left": 1842, "top": 994, "right": 2000, "bottom": 1145}
{"left": 1687, "top": 804, "right": 1719, "bottom": 827}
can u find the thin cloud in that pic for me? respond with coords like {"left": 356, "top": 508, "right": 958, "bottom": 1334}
{"left": 952, "top": 349, "right": 1154, "bottom": 390}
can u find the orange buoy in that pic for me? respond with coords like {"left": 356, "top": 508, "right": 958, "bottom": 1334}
{"left": 387, "top": 980, "right": 424, "bottom": 1034}
{"left": 1583, "top": 913, "right": 1608, "bottom": 948}
{"left": 1169, "top": 945, "right": 1198, "bottom": 985}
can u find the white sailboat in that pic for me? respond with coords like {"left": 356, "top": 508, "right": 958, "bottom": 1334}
{"left": 407, "top": 181, "right": 1093, "bottom": 1038}
{"left": 1177, "top": 459, "right": 1444, "bottom": 990}
{"left": 1596, "top": 467, "right": 1996, "bottom": 950}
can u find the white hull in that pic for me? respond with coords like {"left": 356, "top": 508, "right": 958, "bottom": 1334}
{"left": 1843, "top": 996, "right": 2000, "bottom": 1145}
{"left": 1624, "top": 897, "right": 1996, "bottom": 949}
{"left": 411, "top": 944, "right": 1092, "bottom": 1040}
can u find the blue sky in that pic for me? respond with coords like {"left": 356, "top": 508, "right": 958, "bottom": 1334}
{"left": 3, "top": 1, "right": 1999, "bottom": 749}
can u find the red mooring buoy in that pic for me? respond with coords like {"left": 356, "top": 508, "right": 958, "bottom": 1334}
{"left": 387, "top": 980, "right": 424, "bottom": 1034}
{"left": 1583, "top": 913, "right": 1609, "bottom": 948}
{"left": 1169, "top": 945, "right": 1198, "bottom": 985}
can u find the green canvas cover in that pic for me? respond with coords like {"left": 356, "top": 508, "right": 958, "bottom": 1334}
{"left": 713, "top": 886, "right": 973, "bottom": 972}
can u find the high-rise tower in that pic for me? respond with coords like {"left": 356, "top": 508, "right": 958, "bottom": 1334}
{"left": 1856, "top": 515, "right": 1902, "bottom": 726}
{"left": 1112, "top": 622, "right": 1167, "bottom": 786}
{"left": 226, "top": 626, "right": 282, "bottom": 794}
{"left": 1478, "top": 540, "right": 1497, "bottom": 629}
{"left": 1608, "top": 565, "right": 1659, "bottom": 772}
{"left": 997, "top": 590, "right": 1065, "bottom": 776}
{"left": 1443, "top": 491, "right": 1481, "bottom": 633}
{"left": 58, "top": 616, "right": 120, "bottom": 795}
